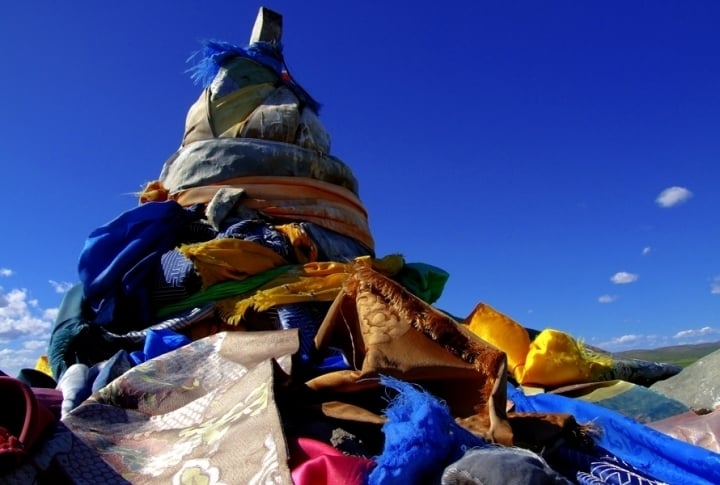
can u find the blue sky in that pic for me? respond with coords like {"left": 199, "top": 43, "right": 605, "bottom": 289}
{"left": 1, "top": 1, "right": 719, "bottom": 375}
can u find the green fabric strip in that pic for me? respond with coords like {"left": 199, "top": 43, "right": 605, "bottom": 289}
{"left": 156, "top": 265, "right": 295, "bottom": 319}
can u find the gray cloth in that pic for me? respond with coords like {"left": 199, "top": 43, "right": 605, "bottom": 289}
{"left": 159, "top": 137, "right": 359, "bottom": 195}
{"left": 441, "top": 446, "right": 572, "bottom": 485}
{"left": 651, "top": 348, "right": 720, "bottom": 410}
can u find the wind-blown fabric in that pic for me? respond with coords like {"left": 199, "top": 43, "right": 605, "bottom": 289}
{"left": 508, "top": 385, "right": 720, "bottom": 484}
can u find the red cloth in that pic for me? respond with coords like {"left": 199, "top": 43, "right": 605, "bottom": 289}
{"left": 289, "top": 437, "right": 375, "bottom": 485}
{"left": 0, "top": 376, "right": 57, "bottom": 463}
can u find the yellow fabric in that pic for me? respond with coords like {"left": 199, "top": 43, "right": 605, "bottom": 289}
{"left": 180, "top": 238, "right": 288, "bottom": 287}
{"left": 217, "top": 255, "right": 405, "bottom": 325}
{"left": 464, "top": 303, "right": 530, "bottom": 377}
{"left": 276, "top": 223, "right": 319, "bottom": 263}
{"left": 516, "top": 328, "right": 613, "bottom": 387}
{"left": 34, "top": 355, "right": 53, "bottom": 378}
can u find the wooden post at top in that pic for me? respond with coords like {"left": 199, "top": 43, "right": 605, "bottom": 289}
{"left": 249, "top": 7, "right": 283, "bottom": 44}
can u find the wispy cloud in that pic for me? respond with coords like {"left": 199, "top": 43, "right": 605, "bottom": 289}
{"left": 641, "top": 247, "right": 651, "bottom": 256}
{"left": 607, "top": 334, "right": 642, "bottom": 346}
{"left": 611, "top": 271, "right": 638, "bottom": 284}
{"left": 711, "top": 276, "right": 720, "bottom": 295}
{"left": 48, "top": 280, "right": 73, "bottom": 294}
{"left": 598, "top": 294, "right": 617, "bottom": 304}
{"left": 599, "top": 333, "right": 663, "bottom": 351}
{"left": 673, "top": 326, "right": 719, "bottom": 340}
{"left": 600, "top": 326, "right": 720, "bottom": 352}
{"left": 0, "top": 268, "right": 13, "bottom": 277}
{"left": 655, "top": 186, "right": 693, "bottom": 208}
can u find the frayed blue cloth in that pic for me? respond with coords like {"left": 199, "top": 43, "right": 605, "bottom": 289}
{"left": 508, "top": 384, "right": 720, "bottom": 485}
{"left": 187, "top": 40, "right": 320, "bottom": 113}
{"left": 368, "top": 376, "right": 486, "bottom": 485}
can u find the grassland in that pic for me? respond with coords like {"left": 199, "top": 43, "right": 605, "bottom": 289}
{"left": 612, "top": 341, "right": 720, "bottom": 368}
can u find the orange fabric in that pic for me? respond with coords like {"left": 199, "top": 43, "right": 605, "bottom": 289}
{"left": 172, "top": 176, "right": 374, "bottom": 250}
{"left": 139, "top": 180, "right": 169, "bottom": 203}
{"left": 276, "top": 223, "right": 319, "bottom": 263}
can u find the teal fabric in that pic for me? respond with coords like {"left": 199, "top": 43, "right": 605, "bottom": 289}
{"left": 47, "top": 284, "right": 117, "bottom": 380}
{"left": 394, "top": 262, "right": 449, "bottom": 304}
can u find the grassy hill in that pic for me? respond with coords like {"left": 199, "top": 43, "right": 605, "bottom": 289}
{"left": 612, "top": 341, "right": 720, "bottom": 368}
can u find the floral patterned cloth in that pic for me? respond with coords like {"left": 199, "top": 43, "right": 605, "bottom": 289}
{"left": 63, "top": 330, "right": 299, "bottom": 484}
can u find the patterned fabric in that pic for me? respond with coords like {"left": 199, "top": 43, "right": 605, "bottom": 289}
{"left": 277, "top": 303, "right": 327, "bottom": 367}
{"left": 63, "top": 331, "right": 299, "bottom": 484}
{"left": 589, "top": 459, "right": 666, "bottom": 485}
{"left": 0, "top": 421, "right": 131, "bottom": 484}
{"left": 104, "top": 304, "right": 215, "bottom": 344}
{"left": 566, "top": 448, "right": 667, "bottom": 485}
{"left": 551, "top": 380, "right": 689, "bottom": 423}
{"left": 149, "top": 249, "right": 202, "bottom": 311}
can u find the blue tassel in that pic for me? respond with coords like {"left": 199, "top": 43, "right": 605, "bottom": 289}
{"left": 187, "top": 39, "right": 321, "bottom": 113}
{"left": 369, "top": 376, "right": 487, "bottom": 485}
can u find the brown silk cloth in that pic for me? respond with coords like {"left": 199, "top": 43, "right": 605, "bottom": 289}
{"left": 307, "top": 265, "right": 514, "bottom": 444}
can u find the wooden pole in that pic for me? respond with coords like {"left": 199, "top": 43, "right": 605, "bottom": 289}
{"left": 249, "top": 7, "right": 283, "bottom": 44}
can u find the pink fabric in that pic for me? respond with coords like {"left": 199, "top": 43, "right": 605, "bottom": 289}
{"left": 289, "top": 437, "right": 375, "bottom": 485}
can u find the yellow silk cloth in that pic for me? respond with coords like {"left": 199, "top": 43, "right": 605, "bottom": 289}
{"left": 464, "top": 304, "right": 612, "bottom": 388}
{"left": 180, "top": 238, "right": 288, "bottom": 287}
{"left": 139, "top": 176, "right": 374, "bottom": 251}
{"left": 465, "top": 303, "right": 531, "bottom": 376}
{"left": 217, "top": 255, "right": 405, "bottom": 325}
{"left": 518, "top": 329, "right": 612, "bottom": 387}
{"left": 35, "top": 355, "right": 53, "bottom": 377}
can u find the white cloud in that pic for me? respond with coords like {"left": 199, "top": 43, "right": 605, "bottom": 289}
{"left": 673, "top": 326, "right": 719, "bottom": 339}
{"left": 48, "top": 280, "right": 73, "bottom": 294}
{"left": 711, "top": 276, "right": 720, "bottom": 295}
{"left": 0, "top": 268, "right": 13, "bottom": 277}
{"left": 599, "top": 325, "right": 720, "bottom": 352}
{"left": 0, "top": 286, "right": 57, "bottom": 375}
{"left": 611, "top": 271, "right": 638, "bottom": 284}
{"left": 0, "top": 288, "right": 54, "bottom": 343}
{"left": 641, "top": 247, "right": 651, "bottom": 256}
{"left": 599, "top": 333, "right": 664, "bottom": 351}
{"left": 43, "top": 308, "right": 59, "bottom": 321}
{"left": 655, "top": 186, "right": 693, "bottom": 208}
{"left": 598, "top": 294, "right": 617, "bottom": 304}
{"left": 611, "top": 334, "right": 641, "bottom": 345}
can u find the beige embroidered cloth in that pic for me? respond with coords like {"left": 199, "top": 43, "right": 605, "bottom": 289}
{"left": 63, "top": 330, "right": 298, "bottom": 484}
